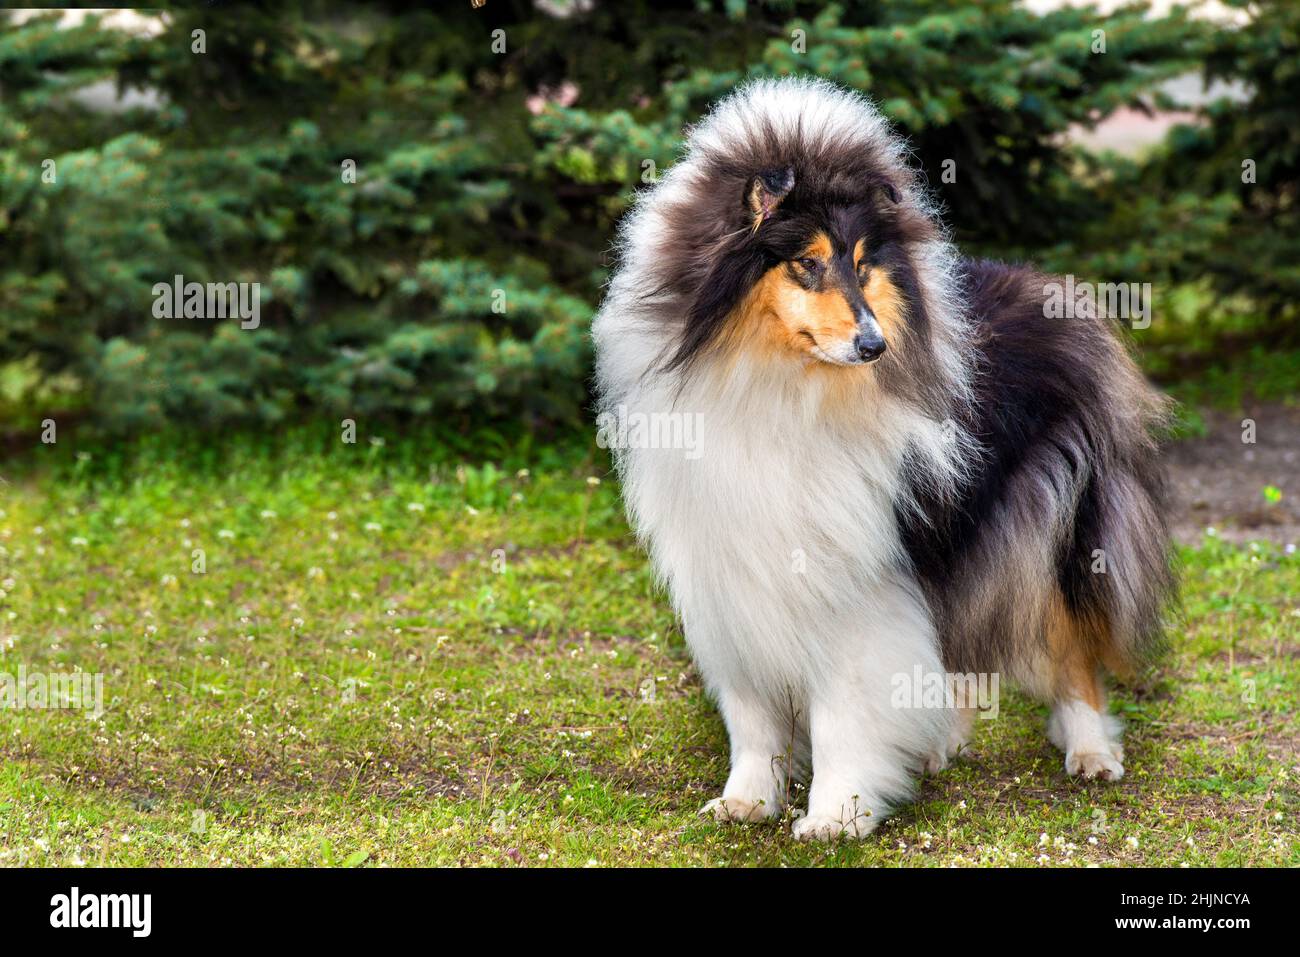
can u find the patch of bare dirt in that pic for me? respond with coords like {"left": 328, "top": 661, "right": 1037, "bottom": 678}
{"left": 1166, "top": 402, "right": 1300, "bottom": 547}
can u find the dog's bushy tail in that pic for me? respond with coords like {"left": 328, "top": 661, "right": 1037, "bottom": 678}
{"left": 1058, "top": 339, "right": 1176, "bottom": 676}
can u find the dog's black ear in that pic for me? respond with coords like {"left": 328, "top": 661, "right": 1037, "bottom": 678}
{"left": 746, "top": 166, "right": 795, "bottom": 230}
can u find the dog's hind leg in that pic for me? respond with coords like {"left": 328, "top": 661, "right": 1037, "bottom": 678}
{"left": 1044, "top": 591, "right": 1125, "bottom": 781}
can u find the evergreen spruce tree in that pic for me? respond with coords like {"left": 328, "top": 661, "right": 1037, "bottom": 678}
{"left": 0, "top": 3, "right": 1253, "bottom": 437}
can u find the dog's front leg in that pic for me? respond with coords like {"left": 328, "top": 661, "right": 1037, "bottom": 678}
{"left": 792, "top": 688, "right": 903, "bottom": 840}
{"left": 700, "top": 687, "right": 795, "bottom": 824}
{"left": 792, "top": 589, "right": 950, "bottom": 841}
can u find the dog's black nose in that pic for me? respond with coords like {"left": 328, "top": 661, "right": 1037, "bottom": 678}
{"left": 854, "top": 332, "right": 886, "bottom": 362}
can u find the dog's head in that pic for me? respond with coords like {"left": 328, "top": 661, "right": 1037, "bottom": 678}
{"left": 605, "top": 79, "right": 969, "bottom": 418}
{"left": 731, "top": 166, "right": 910, "bottom": 368}
{"left": 659, "top": 136, "right": 941, "bottom": 390}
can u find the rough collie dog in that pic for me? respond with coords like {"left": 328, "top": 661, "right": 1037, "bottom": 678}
{"left": 593, "top": 78, "right": 1173, "bottom": 840}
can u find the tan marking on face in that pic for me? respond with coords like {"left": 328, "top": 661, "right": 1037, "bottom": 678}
{"left": 724, "top": 267, "right": 860, "bottom": 365}
{"left": 801, "top": 232, "right": 833, "bottom": 262}
{"left": 713, "top": 258, "right": 884, "bottom": 424}
{"left": 852, "top": 241, "right": 904, "bottom": 349}
{"left": 863, "top": 267, "right": 905, "bottom": 349}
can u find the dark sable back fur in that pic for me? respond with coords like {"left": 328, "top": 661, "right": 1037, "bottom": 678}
{"left": 899, "top": 258, "right": 1176, "bottom": 673}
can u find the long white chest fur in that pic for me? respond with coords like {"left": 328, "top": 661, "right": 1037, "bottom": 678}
{"left": 606, "top": 356, "right": 960, "bottom": 831}
{"left": 615, "top": 356, "right": 955, "bottom": 708}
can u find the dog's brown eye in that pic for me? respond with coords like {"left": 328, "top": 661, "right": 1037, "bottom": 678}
{"left": 857, "top": 261, "right": 871, "bottom": 284}
{"left": 796, "top": 258, "right": 822, "bottom": 274}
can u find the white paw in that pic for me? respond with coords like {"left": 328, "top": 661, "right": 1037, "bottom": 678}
{"left": 791, "top": 811, "right": 878, "bottom": 842}
{"left": 1065, "top": 749, "right": 1125, "bottom": 781}
{"left": 924, "top": 741, "right": 964, "bottom": 774}
{"left": 924, "top": 735, "right": 971, "bottom": 774}
{"left": 925, "top": 711, "right": 975, "bottom": 774}
{"left": 699, "top": 795, "right": 779, "bottom": 823}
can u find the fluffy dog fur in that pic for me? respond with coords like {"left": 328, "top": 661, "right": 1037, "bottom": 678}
{"left": 592, "top": 78, "right": 1173, "bottom": 840}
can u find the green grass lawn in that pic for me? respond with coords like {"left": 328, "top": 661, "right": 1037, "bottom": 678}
{"left": 0, "top": 430, "right": 1296, "bottom": 867}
